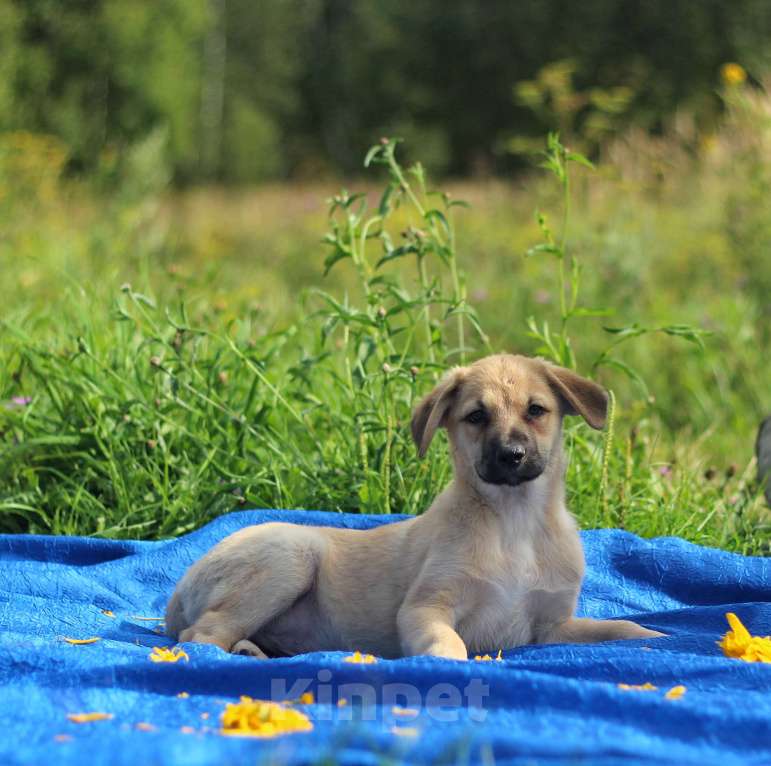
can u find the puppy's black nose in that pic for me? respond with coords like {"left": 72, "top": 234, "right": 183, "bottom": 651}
{"left": 497, "top": 445, "right": 526, "bottom": 467}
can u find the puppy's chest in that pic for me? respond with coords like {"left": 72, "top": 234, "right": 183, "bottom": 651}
{"left": 458, "top": 549, "right": 577, "bottom": 652}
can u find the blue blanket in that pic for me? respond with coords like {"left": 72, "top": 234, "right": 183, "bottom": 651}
{"left": 1, "top": 509, "right": 770, "bottom": 766}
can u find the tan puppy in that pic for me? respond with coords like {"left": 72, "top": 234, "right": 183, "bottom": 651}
{"left": 166, "top": 354, "right": 662, "bottom": 659}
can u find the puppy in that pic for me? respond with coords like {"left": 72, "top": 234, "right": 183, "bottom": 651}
{"left": 166, "top": 354, "right": 661, "bottom": 659}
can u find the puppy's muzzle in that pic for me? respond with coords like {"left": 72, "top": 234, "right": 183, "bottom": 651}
{"left": 477, "top": 438, "right": 545, "bottom": 487}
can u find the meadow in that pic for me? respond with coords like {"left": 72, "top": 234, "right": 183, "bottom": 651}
{"left": 1, "top": 83, "right": 769, "bottom": 553}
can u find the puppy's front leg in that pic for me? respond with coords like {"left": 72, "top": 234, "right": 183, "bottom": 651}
{"left": 545, "top": 617, "right": 664, "bottom": 644}
{"left": 397, "top": 603, "right": 467, "bottom": 660}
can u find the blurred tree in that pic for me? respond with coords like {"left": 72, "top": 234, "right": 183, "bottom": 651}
{"left": 0, "top": 0, "right": 769, "bottom": 181}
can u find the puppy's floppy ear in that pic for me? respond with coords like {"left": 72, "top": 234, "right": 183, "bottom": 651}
{"left": 411, "top": 368, "right": 465, "bottom": 458}
{"left": 542, "top": 362, "right": 608, "bottom": 430}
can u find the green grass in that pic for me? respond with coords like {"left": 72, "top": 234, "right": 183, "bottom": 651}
{"left": 1, "top": 103, "right": 769, "bottom": 553}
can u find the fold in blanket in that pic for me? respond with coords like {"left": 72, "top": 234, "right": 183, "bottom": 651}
{"left": 1, "top": 509, "right": 770, "bottom": 766}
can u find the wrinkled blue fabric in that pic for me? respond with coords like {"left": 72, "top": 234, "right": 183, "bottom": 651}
{"left": 1, "top": 509, "right": 770, "bottom": 766}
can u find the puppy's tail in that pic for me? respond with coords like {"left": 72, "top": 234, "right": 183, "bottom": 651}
{"left": 164, "top": 589, "right": 187, "bottom": 639}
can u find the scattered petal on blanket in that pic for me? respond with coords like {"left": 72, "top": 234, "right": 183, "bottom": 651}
{"left": 343, "top": 650, "right": 377, "bottom": 664}
{"left": 149, "top": 646, "right": 189, "bottom": 663}
{"left": 62, "top": 637, "right": 100, "bottom": 645}
{"left": 67, "top": 713, "right": 113, "bottom": 724}
{"left": 666, "top": 685, "right": 687, "bottom": 700}
{"left": 618, "top": 682, "right": 658, "bottom": 692}
{"left": 391, "top": 726, "right": 420, "bottom": 737}
{"left": 220, "top": 697, "right": 313, "bottom": 738}
{"left": 719, "top": 612, "right": 771, "bottom": 662}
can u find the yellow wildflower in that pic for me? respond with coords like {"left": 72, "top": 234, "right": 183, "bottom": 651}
{"left": 337, "top": 698, "right": 348, "bottom": 707}
{"left": 101, "top": 610, "right": 115, "bottom": 618}
{"left": 721, "top": 63, "right": 747, "bottom": 86}
{"left": 62, "top": 637, "right": 100, "bottom": 645}
{"left": 344, "top": 651, "right": 377, "bottom": 664}
{"left": 177, "top": 692, "right": 190, "bottom": 699}
{"left": 618, "top": 682, "right": 657, "bottom": 692}
{"left": 220, "top": 696, "right": 313, "bottom": 738}
{"left": 67, "top": 712, "right": 114, "bottom": 723}
{"left": 719, "top": 612, "right": 771, "bottom": 662}
{"left": 665, "top": 685, "right": 687, "bottom": 700}
{"left": 149, "top": 646, "right": 189, "bottom": 663}
{"left": 298, "top": 692, "right": 315, "bottom": 705}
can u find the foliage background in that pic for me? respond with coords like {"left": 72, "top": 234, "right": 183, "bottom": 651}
{"left": 2, "top": 0, "right": 771, "bottom": 180}
{"left": 0, "top": 0, "right": 769, "bottom": 551}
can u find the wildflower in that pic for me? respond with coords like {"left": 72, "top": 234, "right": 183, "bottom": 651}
{"left": 337, "top": 698, "right": 347, "bottom": 707}
{"left": 298, "top": 692, "right": 314, "bottom": 705}
{"left": 720, "top": 63, "right": 747, "bottom": 86}
{"left": 177, "top": 692, "right": 190, "bottom": 699}
{"left": 719, "top": 612, "right": 771, "bottom": 662}
{"left": 220, "top": 696, "right": 313, "bottom": 738}
{"left": 665, "top": 685, "right": 687, "bottom": 700}
{"left": 62, "top": 637, "right": 100, "bottom": 645}
{"left": 344, "top": 651, "right": 377, "bottom": 664}
{"left": 101, "top": 610, "right": 115, "bottom": 618}
{"left": 618, "top": 682, "right": 657, "bottom": 692}
{"left": 149, "top": 646, "right": 189, "bottom": 663}
{"left": 67, "top": 712, "right": 113, "bottom": 723}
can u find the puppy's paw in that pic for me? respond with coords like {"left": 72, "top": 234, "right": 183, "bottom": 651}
{"left": 424, "top": 641, "right": 468, "bottom": 661}
{"left": 616, "top": 620, "right": 665, "bottom": 640}
{"left": 231, "top": 639, "right": 268, "bottom": 659}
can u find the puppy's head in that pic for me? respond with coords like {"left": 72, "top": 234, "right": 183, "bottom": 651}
{"left": 411, "top": 354, "right": 608, "bottom": 491}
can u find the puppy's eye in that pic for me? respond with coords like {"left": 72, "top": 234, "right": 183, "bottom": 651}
{"left": 464, "top": 410, "right": 487, "bottom": 425}
{"left": 527, "top": 403, "right": 546, "bottom": 418}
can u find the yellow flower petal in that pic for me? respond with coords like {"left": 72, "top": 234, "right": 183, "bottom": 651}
{"left": 343, "top": 650, "right": 377, "bottom": 664}
{"left": 101, "top": 610, "right": 115, "bottom": 618}
{"left": 665, "top": 685, "right": 687, "bottom": 700}
{"left": 220, "top": 696, "right": 313, "bottom": 738}
{"left": 67, "top": 712, "right": 113, "bottom": 723}
{"left": 177, "top": 692, "right": 190, "bottom": 699}
{"left": 298, "top": 692, "right": 314, "bottom": 705}
{"left": 719, "top": 613, "right": 771, "bottom": 663}
{"left": 149, "top": 646, "right": 189, "bottom": 663}
{"left": 391, "top": 726, "right": 420, "bottom": 737}
{"left": 474, "top": 654, "right": 492, "bottom": 661}
{"left": 62, "top": 637, "right": 100, "bottom": 645}
{"left": 618, "top": 682, "right": 657, "bottom": 692}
